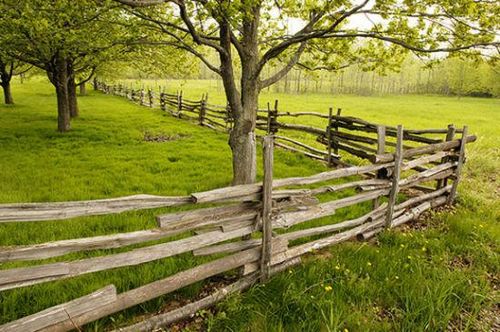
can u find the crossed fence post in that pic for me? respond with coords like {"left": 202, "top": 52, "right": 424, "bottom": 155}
{"left": 260, "top": 135, "right": 274, "bottom": 281}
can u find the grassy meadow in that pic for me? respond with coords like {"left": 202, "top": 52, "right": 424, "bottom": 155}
{"left": 0, "top": 78, "right": 498, "bottom": 331}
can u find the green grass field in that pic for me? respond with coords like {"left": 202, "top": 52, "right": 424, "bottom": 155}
{"left": 0, "top": 78, "right": 498, "bottom": 331}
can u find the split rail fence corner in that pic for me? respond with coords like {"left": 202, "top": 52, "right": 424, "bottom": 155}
{"left": 0, "top": 82, "right": 476, "bottom": 332}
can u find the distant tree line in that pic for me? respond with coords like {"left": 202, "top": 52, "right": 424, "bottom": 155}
{"left": 200, "top": 56, "right": 500, "bottom": 97}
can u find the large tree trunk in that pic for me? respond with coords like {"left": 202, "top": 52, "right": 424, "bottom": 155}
{"left": 68, "top": 77, "right": 79, "bottom": 118}
{"left": 231, "top": 59, "right": 259, "bottom": 185}
{"left": 229, "top": 92, "right": 257, "bottom": 185}
{"left": 219, "top": 12, "right": 260, "bottom": 185}
{"left": 1, "top": 82, "right": 14, "bottom": 105}
{"left": 49, "top": 56, "right": 71, "bottom": 132}
{"left": 79, "top": 82, "right": 87, "bottom": 95}
{"left": 67, "top": 62, "right": 79, "bottom": 118}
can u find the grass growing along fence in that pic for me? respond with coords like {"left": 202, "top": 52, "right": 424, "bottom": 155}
{"left": 0, "top": 79, "right": 498, "bottom": 331}
{"left": 0, "top": 123, "right": 474, "bottom": 330}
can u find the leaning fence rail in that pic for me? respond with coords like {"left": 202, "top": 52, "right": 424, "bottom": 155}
{"left": 0, "top": 115, "right": 474, "bottom": 332}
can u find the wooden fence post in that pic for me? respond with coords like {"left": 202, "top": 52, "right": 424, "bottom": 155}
{"left": 260, "top": 135, "right": 274, "bottom": 281}
{"left": 160, "top": 91, "right": 166, "bottom": 111}
{"left": 273, "top": 100, "right": 279, "bottom": 134}
{"left": 448, "top": 125, "right": 468, "bottom": 204}
{"left": 385, "top": 125, "right": 403, "bottom": 228}
{"left": 177, "top": 91, "right": 183, "bottom": 117}
{"left": 373, "top": 125, "right": 386, "bottom": 209}
{"left": 199, "top": 94, "right": 207, "bottom": 126}
{"left": 266, "top": 100, "right": 278, "bottom": 135}
{"left": 437, "top": 124, "right": 455, "bottom": 189}
{"left": 148, "top": 89, "right": 153, "bottom": 108}
{"left": 140, "top": 89, "right": 145, "bottom": 106}
{"left": 266, "top": 102, "right": 272, "bottom": 134}
{"left": 332, "top": 108, "right": 342, "bottom": 155}
{"left": 327, "top": 107, "right": 333, "bottom": 167}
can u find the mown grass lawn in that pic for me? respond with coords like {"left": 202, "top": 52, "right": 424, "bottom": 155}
{"left": 0, "top": 78, "right": 498, "bottom": 331}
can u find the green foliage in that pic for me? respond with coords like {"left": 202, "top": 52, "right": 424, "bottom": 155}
{"left": 123, "top": 0, "right": 499, "bottom": 90}
{"left": 0, "top": 0, "right": 137, "bottom": 75}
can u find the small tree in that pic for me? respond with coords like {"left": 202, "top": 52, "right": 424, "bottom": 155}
{"left": 117, "top": 0, "right": 499, "bottom": 184}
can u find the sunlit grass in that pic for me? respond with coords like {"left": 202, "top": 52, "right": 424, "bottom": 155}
{"left": 0, "top": 78, "right": 498, "bottom": 330}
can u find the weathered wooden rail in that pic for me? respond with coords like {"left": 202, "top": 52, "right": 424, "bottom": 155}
{"left": 0, "top": 110, "right": 474, "bottom": 332}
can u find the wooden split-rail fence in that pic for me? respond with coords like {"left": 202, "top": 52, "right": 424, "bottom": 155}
{"left": 94, "top": 81, "right": 468, "bottom": 169}
{"left": 0, "top": 105, "right": 475, "bottom": 332}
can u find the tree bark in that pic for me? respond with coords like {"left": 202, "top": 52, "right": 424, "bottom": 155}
{"left": 219, "top": 9, "right": 261, "bottom": 185}
{"left": 68, "top": 77, "right": 79, "bottom": 118}
{"left": 1, "top": 82, "right": 14, "bottom": 105}
{"left": 79, "top": 82, "right": 87, "bottom": 95}
{"left": 67, "top": 62, "right": 79, "bottom": 118}
{"left": 49, "top": 56, "right": 71, "bottom": 132}
{"left": 229, "top": 88, "right": 258, "bottom": 185}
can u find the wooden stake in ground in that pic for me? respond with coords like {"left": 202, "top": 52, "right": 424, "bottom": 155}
{"left": 199, "top": 93, "right": 207, "bottom": 125}
{"left": 385, "top": 125, "right": 403, "bottom": 228}
{"left": 373, "top": 125, "right": 386, "bottom": 209}
{"left": 437, "top": 124, "right": 455, "bottom": 189}
{"left": 448, "top": 125, "right": 468, "bottom": 204}
{"left": 260, "top": 136, "right": 274, "bottom": 281}
{"left": 333, "top": 108, "right": 342, "bottom": 155}
{"left": 327, "top": 107, "right": 333, "bottom": 166}
{"left": 177, "top": 90, "right": 183, "bottom": 117}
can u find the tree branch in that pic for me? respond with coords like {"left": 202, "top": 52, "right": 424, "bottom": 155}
{"left": 76, "top": 66, "right": 97, "bottom": 86}
{"left": 114, "top": 0, "right": 169, "bottom": 7}
{"left": 257, "top": 0, "right": 369, "bottom": 72}
{"left": 259, "top": 42, "right": 307, "bottom": 89}
{"left": 323, "top": 32, "right": 500, "bottom": 54}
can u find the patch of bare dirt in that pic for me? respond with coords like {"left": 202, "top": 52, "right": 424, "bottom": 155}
{"left": 447, "top": 304, "right": 500, "bottom": 332}
{"left": 448, "top": 255, "right": 473, "bottom": 269}
{"left": 143, "top": 131, "right": 190, "bottom": 142}
{"left": 400, "top": 204, "right": 456, "bottom": 232}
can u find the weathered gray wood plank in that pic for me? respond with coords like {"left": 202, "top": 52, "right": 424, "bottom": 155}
{"left": 385, "top": 125, "right": 404, "bottom": 227}
{"left": 0, "top": 226, "right": 254, "bottom": 291}
{"left": 0, "top": 194, "right": 192, "bottom": 223}
{"left": 43, "top": 246, "right": 266, "bottom": 332}
{"left": 0, "top": 228, "right": 186, "bottom": 262}
{"left": 0, "top": 285, "right": 116, "bottom": 332}
{"left": 273, "top": 188, "right": 390, "bottom": 229}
